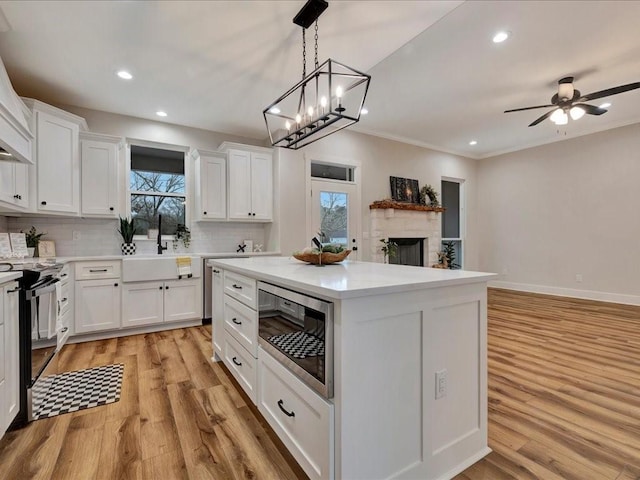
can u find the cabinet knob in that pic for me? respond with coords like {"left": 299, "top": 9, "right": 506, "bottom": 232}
{"left": 109, "top": 207, "right": 114, "bottom": 211}
{"left": 165, "top": 285, "right": 169, "bottom": 290}
{"left": 41, "top": 201, "right": 47, "bottom": 206}
{"left": 247, "top": 212, "right": 251, "bottom": 216}
{"left": 114, "top": 283, "right": 118, "bottom": 287}
{"left": 159, "top": 286, "right": 163, "bottom": 290}
{"left": 213, "top": 269, "right": 220, "bottom": 274}
{"left": 204, "top": 211, "right": 207, "bottom": 215}
{"left": 252, "top": 213, "right": 256, "bottom": 216}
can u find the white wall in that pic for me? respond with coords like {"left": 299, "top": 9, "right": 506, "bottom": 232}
{"left": 478, "top": 122, "right": 640, "bottom": 304}
{"left": 276, "top": 129, "right": 480, "bottom": 268}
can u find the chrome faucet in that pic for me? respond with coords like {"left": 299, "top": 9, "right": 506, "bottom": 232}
{"left": 157, "top": 214, "right": 168, "bottom": 255}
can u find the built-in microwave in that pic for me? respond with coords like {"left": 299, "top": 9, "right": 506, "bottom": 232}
{"left": 257, "top": 282, "right": 333, "bottom": 398}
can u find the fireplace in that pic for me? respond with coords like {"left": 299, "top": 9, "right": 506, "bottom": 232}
{"left": 389, "top": 238, "right": 424, "bottom": 267}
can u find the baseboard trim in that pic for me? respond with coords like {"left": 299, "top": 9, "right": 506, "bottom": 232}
{"left": 490, "top": 281, "right": 640, "bottom": 306}
{"left": 67, "top": 319, "right": 203, "bottom": 344}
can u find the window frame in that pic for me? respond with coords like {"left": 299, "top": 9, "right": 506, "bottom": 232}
{"left": 441, "top": 177, "right": 465, "bottom": 269}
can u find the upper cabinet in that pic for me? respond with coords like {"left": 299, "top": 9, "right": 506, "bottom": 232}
{"left": 0, "top": 55, "right": 33, "bottom": 164}
{"left": 80, "top": 132, "right": 121, "bottom": 218}
{"left": 192, "top": 149, "right": 227, "bottom": 221}
{"left": 22, "top": 98, "right": 87, "bottom": 215}
{"left": 0, "top": 161, "right": 29, "bottom": 211}
{"left": 219, "top": 142, "right": 273, "bottom": 222}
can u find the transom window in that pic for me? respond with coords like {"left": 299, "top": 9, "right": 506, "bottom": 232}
{"left": 130, "top": 145, "right": 185, "bottom": 236}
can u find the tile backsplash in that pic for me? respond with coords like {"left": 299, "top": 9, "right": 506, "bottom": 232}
{"left": 5, "top": 216, "right": 266, "bottom": 257}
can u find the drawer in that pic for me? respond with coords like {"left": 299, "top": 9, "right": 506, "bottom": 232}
{"left": 258, "top": 347, "right": 333, "bottom": 480}
{"left": 223, "top": 270, "right": 256, "bottom": 309}
{"left": 223, "top": 334, "right": 257, "bottom": 404}
{"left": 58, "top": 264, "right": 71, "bottom": 284}
{"left": 58, "top": 280, "right": 71, "bottom": 316}
{"left": 75, "top": 261, "right": 121, "bottom": 280}
{"left": 223, "top": 295, "right": 258, "bottom": 357}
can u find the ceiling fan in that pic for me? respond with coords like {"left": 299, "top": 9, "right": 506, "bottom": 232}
{"left": 505, "top": 77, "right": 640, "bottom": 127}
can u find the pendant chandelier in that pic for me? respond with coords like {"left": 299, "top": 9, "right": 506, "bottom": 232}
{"left": 263, "top": 0, "right": 371, "bottom": 150}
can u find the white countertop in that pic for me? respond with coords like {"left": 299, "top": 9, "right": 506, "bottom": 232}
{"left": 2, "top": 251, "right": 280, "bottom": 264}
{"left": 0, "top": 271, "right": 23, "bottom": 283}
{"left": 210, "top": 256, "right": 497, "bottom": 299}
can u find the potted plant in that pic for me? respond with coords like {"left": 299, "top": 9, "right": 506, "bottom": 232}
{"left": 118, "top": 217, "right": 137, "bottom": 255}
{"left": 172, "top": 224, "right": 191, "bottom": 252}
{"left": 22, "top": 226, "right": 46, "bottom": 257}
{"left": 380, "top": 238, "right": 398, "bottom": 264}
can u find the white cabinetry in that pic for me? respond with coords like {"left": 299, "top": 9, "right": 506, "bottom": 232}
{"left": 0, "top": 161, "right": 29, "bottom": 210}
{"left": 192, "top": 149, "right": 226, "bottom": 221}
{"left": 122, "top": 279, "right": 202, "bottom": 328}
{"left": 22, "top": 98, "right": 87, "bottom": 215}
{"left": 219, "top": 142, "right": 273, "bottom": 222}
{"left": 212, "top": 267, "right": 224, "bottom": 358}
{"left": 74, "top": 261, "right": 121, "bottom": 334}
{"left": 80, "top": 132, "right": 121, "bottom": 217}
{"left": 57, "top": 264, "right": 73, "bottom": 349}
{"left": 1, "top": 280, "right": 20, "bottom": 435}
{"left": 221, "top": 270, "right": 259, "bottom": 403}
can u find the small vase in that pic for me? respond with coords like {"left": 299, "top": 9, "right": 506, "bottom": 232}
{"left": 27, "top": 247, "right": 36, "bottom": 257}
{"left": 121, "top": 243, "right": 136, "bottom": 255}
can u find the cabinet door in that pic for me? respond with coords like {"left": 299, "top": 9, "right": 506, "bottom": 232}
{"left": 164, "top": 279, "right": 202, "bottom": 323}
{"left": 227, "top": 149, "right": 252, "bottom": 220}
{"left": 0, "top": 323, "right": 5, "bottom": 434}
{"left": 200, "top": 155, "right": 226, "bottom": 219}
{"left": 74, "top": 279, "right": 121, "bottom": 333}
{"left": 250, "top": 152, "right": 273, "bottom": 221}
{"left": 121, "top": 282, "right": 164, "bottom": 328}
{"left": 212, "top": 269, "right": 225, "bottom": 355}
{"left": 0, "top": 163, "right": 27, "bottom": 209}
{"left": 36, "top": 111, "right": 80, "bottom": 214}
{"left": 3, "top": 283, "right": 19, "bottom": 426}
{"left": 81, "top": 139, "right": 118, "bottom": 217}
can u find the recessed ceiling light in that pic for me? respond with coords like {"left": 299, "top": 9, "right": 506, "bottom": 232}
{"left": 156, "top": 111, "right": 167, "bottom": 117}
{"left": 117, "top": 70, "right": 133, "bottom": 80}
{"left": 361, "top": 108, "right": 369, "bottom": 115}
{"left": 469, "top": 140, "right": 478, "bottom": 146}
{"left": 492, "top": 31, "right": 510, "bottom": 43}
{"left": 269, "top": 106, "right": 281, "bottom": 114}
{"left": 599, "top": 102, "right": 611, "bottom": 109}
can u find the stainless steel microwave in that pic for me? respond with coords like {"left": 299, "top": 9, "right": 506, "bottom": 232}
{"left": 257, "top": 282, "right": 333, "bottom": 398}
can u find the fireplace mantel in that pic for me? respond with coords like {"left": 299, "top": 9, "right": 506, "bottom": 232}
{"left": 369, "top": 200, "right": 445, "bottom": 213}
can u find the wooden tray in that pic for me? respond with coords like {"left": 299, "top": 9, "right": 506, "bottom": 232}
{"left": 293, "top": 250, "right": 351, "bottom": 265}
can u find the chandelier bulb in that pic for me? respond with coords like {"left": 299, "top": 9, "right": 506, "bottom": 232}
{"left": 285, "top": 121, "right": 291, "bottom": 132}
{"left": 320, "top": 96, "right": 327, "bottom": 107}
{"left": 307, "top": 106, "right": 314, "bottom": 117}
{"left": 295, "top": 114, "right": 302, "bottom": 125}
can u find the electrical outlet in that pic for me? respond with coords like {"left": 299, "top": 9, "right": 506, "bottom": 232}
{"left": 435, "top": 369, "right": 447, "bottom": 399}
{"left": 575, "top": 274, "right": 583, "bottom": 283}
{"left": 72, "top": 231, "right": 81, "bottom": 241}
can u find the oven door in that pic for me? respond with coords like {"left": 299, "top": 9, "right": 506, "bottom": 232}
{"left": 257, "top": 282, "right": 333, "bottom": 398}
{"left": 27, "top": 277, "right": 60, "bottom": 387}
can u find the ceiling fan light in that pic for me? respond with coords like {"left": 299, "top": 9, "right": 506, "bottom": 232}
{"left": 558, "top": 83, "right": 574, "bottom": 101}
{"left": 570, "top": 106, "right": 585, "bottom": 120}
{"left": 550, "top": 109, "right": 564, "bottom": 123}
{"left": 554, "top": 112, "right": 568, "bottom": 125}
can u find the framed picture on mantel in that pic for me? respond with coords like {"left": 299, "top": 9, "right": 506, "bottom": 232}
{"left": 390, "top": 176, "right": 420, "bottom": 204}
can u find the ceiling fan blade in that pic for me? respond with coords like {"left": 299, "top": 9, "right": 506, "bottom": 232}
{"left": 528, "top": 109, "right": 555, "bottom": 127}
{"left": 573, "top": 103, "right": 607, "bottom": 115}
{"left": 504, "top": 104, "right": 555, "bottom": 113}
{"left": 578, "top": 82, "right": 640, "bottom": 102}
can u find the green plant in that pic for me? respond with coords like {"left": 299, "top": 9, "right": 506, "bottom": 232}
{"left": 118, "top": 217, "right": 137, "bottom": 243}
{"left": 380, "top": 238, "right": 398, "bottom": 263}
{"left": 420, "top": 184, "right": 440, "bottom": 207}
{"left": 441, "top": 241, "right": 460, "bottom": 269}
{"left": 173, "top": 224, "right": 191, "bottom": 249}
{"left": 22, "top": 226, "right": 46, "bottom": 248}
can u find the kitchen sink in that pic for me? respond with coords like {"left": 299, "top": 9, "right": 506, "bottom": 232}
{"left": 121, "top": 255, "right": 202, "bottom": 282}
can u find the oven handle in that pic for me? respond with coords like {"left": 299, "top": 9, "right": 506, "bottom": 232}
{"left": 26, "top": 278, "right": 60, "bottom": 299}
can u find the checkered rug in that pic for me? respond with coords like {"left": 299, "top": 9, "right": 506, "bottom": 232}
{"left": 33, "top": 364, "right": 124, "bottom": 420}
{"left": 268, "top": 331, "right": 325, "bottom": 359}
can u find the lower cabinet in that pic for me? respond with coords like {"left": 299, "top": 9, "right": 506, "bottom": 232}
{"left": 258, "top": 347, "right": 333, "bottom": 480}
{"left": 223, "top": 334, "right": 257, "bottom": 404}
{"left": 1, "top": 281, "right": 20, "bottom": 435}
{"left": 212, "top": 268, "right": 225, "bottom": 357}
{"left": 122, "top": 279, "right": 202, "bottom": 328}
{"left": 74, "top": 279, "right": 121, "bottom": 334}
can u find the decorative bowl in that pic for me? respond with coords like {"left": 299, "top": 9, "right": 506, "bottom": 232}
{"left": 293, "top": 250, "right": 351, "bottom": 265}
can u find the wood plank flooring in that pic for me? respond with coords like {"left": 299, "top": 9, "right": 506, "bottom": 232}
{"left": 457, "top": 288, "right": 640, "bottom": 480}
{"left": 1, "top": 288, "right": 639, "bottom": 479}
{"left": 0, "top": 326, "right": 308, "bottom": 480}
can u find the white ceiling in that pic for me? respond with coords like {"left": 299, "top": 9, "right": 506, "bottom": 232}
{"left": 1, "top": 1, "right": 639, "bottom": 159}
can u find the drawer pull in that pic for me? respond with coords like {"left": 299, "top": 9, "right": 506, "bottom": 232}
{"left": 232, "top": 284, "right": 243, "bottom": 290}
{"left": 7, "top": 288, "right": 20, "bottom": 293}
{"left": 213, "top": 269, "right": 220, "bottom": 274}
{"left": 61, "top": 297, "right": 68, "bottom": 302}
{"left": 89, "top": 269, "right": 108, "bottom": 273}
{"left": 277, "top": 399, "right": 295, "bottom": 418}
{"left": 60, "top": 273, "right": 68, "bottom": 278}
{"left": 283, "top": 301, "right": 292, "bottom": 306}
{"left": 232, "top": 317, "right": 242, "bottom": 325}
{"left": 232, "top": 356, "right": 242, "bottom": 366}
{"left": 61, "top": 327, "right": 69, "bottom": 333}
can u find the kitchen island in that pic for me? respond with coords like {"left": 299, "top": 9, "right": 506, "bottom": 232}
{"left": 209, "top": 256, "right": 496, "bottom": 480}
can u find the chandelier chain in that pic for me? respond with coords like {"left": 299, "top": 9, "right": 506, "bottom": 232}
{"left": 302, "top": 28, "right": 306, "bottom": 79}
{"left": 314, "top": 21, "right": 319, "bottom": 69}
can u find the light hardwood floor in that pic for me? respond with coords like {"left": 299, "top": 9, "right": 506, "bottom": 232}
{"left": 457, "top": 288, "right": 640, "bottom": 480}
{"left": 1, "top": 289, "right": 639, "bottom": 479}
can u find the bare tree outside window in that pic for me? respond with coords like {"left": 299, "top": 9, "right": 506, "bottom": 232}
{"left": 130, "top": 170, "right": 185, "bottom": 235}
{"left": 319, "top": 191, "right": 348, "bottom": 247}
